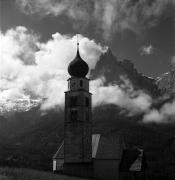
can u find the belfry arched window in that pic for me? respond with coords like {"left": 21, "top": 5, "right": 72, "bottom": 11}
{"left": 85, "top": 97, "right": 89, "bottom": 107}
{"left": 69, "top": 96, "right": 77, "bottom": 107}
{"left": 70, "top": 110, "right": 78, "bottom": 121}
{"left": 80, "top": 80, "right": 83, "bottom": 87}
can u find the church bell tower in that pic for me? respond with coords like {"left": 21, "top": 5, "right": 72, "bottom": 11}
{"left": 64, "top": 42, "right": 92, "bottom": 163}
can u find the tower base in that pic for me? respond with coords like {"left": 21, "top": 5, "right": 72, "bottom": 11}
{"left": 63, "top": 162, "right": 93, "bottom": 178}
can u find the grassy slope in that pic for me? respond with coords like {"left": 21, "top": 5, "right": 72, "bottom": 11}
{"left": 0, "top": 105, "right": 175, "bottom": 176}
{"left": 0, "top": 167, "right": 92, "bottom": 180}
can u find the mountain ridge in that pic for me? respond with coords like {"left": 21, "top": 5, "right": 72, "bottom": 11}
{"left": 91, "top": 48, "right": 160, "bottom": 97}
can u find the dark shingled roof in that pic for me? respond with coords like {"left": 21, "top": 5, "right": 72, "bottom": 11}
{"left": 95, "top": 133, "right": 125, "bottom": 159}
{"left": 53, "top": 141, "right": 64, "bottom": 159}
{"left": 53, "top": 133, "right": 126, "bottom": 160}
{"left": 119, "top": 149, "right": 147, "bottom": 172}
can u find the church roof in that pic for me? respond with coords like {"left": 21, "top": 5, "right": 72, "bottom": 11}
{"left": 53, "top": 133, "right": 126, "bottom": 160}
{"left": 53, "top": 141, "right": 64, "bottom": 159}
{"left": 95, "top": 133, "right": 125, "bottom": 160}
{"left": 68, "top": 43, "right": 89, "bottom": 78}
{"left": 92, "top": 134, "right": 101, "bottom": 158}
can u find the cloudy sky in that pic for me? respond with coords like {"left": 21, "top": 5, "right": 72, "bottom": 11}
{"left": 0, "top": 0, "right": 175, "bottom": 123}
{"left": 1, "top": 0, "right": 174, "bottom": 77}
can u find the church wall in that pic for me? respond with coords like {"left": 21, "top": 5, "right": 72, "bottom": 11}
{"left": 93, "top": 159, "right": 120, "bottom": 180}
{"left": 119, "top": 172, "right": 147, "bottom": 180}
{"left": 63, "top": 162, "right": 93, "bottom": 178}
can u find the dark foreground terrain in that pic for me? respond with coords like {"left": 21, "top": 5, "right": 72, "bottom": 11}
{"left": 0, "top": 105, "right": 175, "bottom": 179}
{"left": 0, "top": 167, "right": 91, "bottom": 180}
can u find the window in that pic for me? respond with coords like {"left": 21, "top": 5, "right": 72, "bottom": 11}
{"left": 85, "top": 111, "right": 89, "bottom": 121}
{"left": 70, "top": 110, "right": 78, "bottom": 121}
{"left": 69, "top": 96, "right": 77, "bottom": 107}
{"left": 68, "top": 81, "right": 70, "bottom": 90}
{"left": 85, "top": 97, "right": 89, "bottom": 107}
{"left": 80, "top": 80, "right": 83, "bottom": 87}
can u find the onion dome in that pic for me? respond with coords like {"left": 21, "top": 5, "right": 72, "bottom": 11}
{"left": 68, "top": 43, "right": 89, "bottom": 78}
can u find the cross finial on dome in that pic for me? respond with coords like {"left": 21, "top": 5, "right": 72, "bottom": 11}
{"left": 77, "top": 34, "right": 79, "bottom": 52}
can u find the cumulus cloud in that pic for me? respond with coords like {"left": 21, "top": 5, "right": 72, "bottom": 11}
{"left": 91, "top": 75, "right": 175, "bottom": 123}
{"left": 171, "top": 56, "right": 175, "bottom": 66}
{"left": 16, "top": 0, "right": 175, "bottom": 40}
{"left": 140, "top": 44, "right": 154, "bottom": 56}
{"left": 143, "top": 100, "right": 175, "bottom": 123}
{"left": 0, "top": 26, "right": 106, "bottom": 110}
{"left": 2, "top": 26, "right": 175, "bottom": 124}
{"left": 91, "top": 76, "right": 152, "bottom": 115}
{"left": 0, "top": 25, "right": 152, "bottom": 115}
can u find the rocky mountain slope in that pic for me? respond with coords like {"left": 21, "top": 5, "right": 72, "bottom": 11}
{"left": 156, "top": 69, "right": 175, "bottom": 94}
{"left": 0, "top": 99, "right": 41, "bottom": 116}
{"left": 91, "top": 48, "right": 160, "bottom": 97}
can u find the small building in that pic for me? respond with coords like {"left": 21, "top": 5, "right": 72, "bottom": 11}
{"left": 119, "top": 148, "right": 147, "bottom": 180}
{"left": 53, "top": 141, "right": 64, "bottom": 172}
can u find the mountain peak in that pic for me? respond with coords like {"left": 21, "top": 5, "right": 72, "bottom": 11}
{"left": 156, "top": 69, "right": 175, "bottom": 94}
{"left": 105, "top": 47, "right": 113, "bottom": 55}
{"left": 91, "top": 48, "right": 159, "bottom": 96}
{"left": 100, "top": 47, "right": 117, "bottom": 62}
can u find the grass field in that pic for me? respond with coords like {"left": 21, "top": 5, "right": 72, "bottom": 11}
{"left": 0, "top": 167, "right": 92, "bottom": 180}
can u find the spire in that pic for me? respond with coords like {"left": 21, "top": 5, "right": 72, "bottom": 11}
{"left": 76, "top": 34, "right": 80, "bottom": 57}
{"left": 68, "top": 37, "right": 89, "bottom": 78}
{"left": 77, "top": 34, "right": 79, "bottom": 47}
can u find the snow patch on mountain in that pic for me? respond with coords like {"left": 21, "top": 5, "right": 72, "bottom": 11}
{"left": 0, "top": 99, "right": 41, "bottom": 115}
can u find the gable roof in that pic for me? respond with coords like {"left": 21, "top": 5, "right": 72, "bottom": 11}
{"left": 53, "top": 141, "right": 64, "bottom": 159}
{"left": 119, "top": 148, "right": 147, "bottom": 172}
{"left": 53, "top": 135, "right": 101, "bottom": 159}
{"left": 92, "top": 134, "right": 101, "bottom": 158}
{"left": 95, "top": 133, "right": 125, "bottom": 159}
{"left": 53, "top": 133, "right": 126, "bottom": 160}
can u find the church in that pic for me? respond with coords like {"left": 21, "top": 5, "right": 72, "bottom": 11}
{"left": 53, "top": 42, "right": 147, "bottom": 180}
